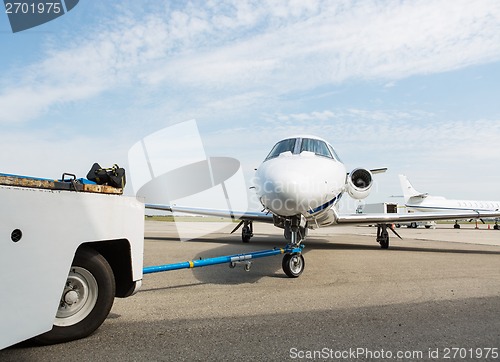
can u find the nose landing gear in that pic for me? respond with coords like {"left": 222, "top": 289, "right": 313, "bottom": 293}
{"left": 282, "top": 216, "right": 307, "bottom": 277}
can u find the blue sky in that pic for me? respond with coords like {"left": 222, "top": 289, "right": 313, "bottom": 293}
{"left": 1, "top": 0, "right": 500, "bottom": 210}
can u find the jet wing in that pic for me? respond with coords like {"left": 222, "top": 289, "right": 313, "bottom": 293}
{"left": 145, "top": 204, "right": 275, "bottom": 223}
{"left": 333, "top": 209, "right": 500, "bottom": 225}
{"left": 146, "top": 204, "right": 500, "bottom": 227}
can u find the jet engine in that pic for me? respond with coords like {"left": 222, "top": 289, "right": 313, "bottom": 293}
{"left": 346, "top": 168, "right": 373, "bottom": 199}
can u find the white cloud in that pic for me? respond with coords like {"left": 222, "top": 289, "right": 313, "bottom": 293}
{"left": 1, "top": 0, "right": 500, "bottom": 124}
{"left": 204, "top": 107, "right": 500, "bottom": 170}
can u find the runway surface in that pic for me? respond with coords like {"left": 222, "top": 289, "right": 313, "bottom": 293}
{"left": 2, "top": 221, "right": 500, "bottom": 361}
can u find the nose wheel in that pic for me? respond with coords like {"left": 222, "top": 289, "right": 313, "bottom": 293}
{"left": 282, "top": 253, "right": 305, "bottom": 278}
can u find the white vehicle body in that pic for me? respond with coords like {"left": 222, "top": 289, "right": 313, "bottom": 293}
{"left": 360, "top": 203, "right": 435, "bottom": 228}
{"left": 0, "top": 176, "right": 144, "bottom": 350}
{"left": 361, "top": 202, "right": 399, "bottom": 214}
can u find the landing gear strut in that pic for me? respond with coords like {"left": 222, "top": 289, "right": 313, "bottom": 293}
{"left": 230, "top": 220, "right": 254, "bottom": 243}
{"left": 282, "top": 216, "right": 307, "bottom": 276}
{"left": 376, "top": 223, "right": 402, "bottom": 249}
{"left": 283, "top": 216, "right": 307, "bottom": 246}
{"left": 377, "top": 224, "right": 390, "bottom": 249}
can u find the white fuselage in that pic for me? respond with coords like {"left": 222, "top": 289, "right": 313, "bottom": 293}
{"left": 400, "top": 174, "right": 500, "bottom": 213}
{"left": 254, "top": 151, "right": 347, "bottom": 218}
{"left": 406, "top": 196, "right": 500, "bottom": 213}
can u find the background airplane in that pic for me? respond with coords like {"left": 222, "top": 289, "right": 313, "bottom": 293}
{"left": 145, "top": 136, "right": 500, "bottom": 276}
{"left": 399, "top": 174, "right": 500, "bottom": 229}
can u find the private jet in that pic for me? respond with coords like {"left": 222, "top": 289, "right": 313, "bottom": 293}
{"left": 146, "top": 136, "right": 500, "bottom": 277}
{"left": 400, "top": 174, "right": 500, "bottom": 229}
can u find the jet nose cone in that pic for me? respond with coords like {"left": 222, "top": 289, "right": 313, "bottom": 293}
{"left": 254, "top": 155, "right": 346, "bottom": 217}
{"left": 255, "top": 163, "right": 314, "bottom": 216}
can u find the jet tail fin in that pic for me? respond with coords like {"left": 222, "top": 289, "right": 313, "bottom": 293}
{"left": 398, "top": 174, "right": 427, "bottom": 202}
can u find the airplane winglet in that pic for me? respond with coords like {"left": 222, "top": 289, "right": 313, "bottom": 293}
{"left": 370, "top": 168, "right": 388, "bottom": 174}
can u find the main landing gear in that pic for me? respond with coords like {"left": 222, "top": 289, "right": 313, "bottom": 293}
{"left": 242, "top": 220, "right": 253, "bottom": 243}
{"left": 376, "top": 223, "right": 402, "bottom": 249}
{"left": 230, "top": 220, "right": 254, "bottom": 243}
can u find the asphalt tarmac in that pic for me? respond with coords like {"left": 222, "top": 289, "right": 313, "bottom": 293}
{"left": 2, "top": 221, "right": 500, "bottom": 361}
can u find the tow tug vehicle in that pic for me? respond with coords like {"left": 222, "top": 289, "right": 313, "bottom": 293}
{"left": 0, "top": 167, "right": 305, "bottom": 350}
{"left": 0, "top": 169, "right": 144, "bottom": 349}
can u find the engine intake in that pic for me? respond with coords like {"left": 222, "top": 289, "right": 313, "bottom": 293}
{"left": 346, "top": 168, "right": 373, "bottom": 199}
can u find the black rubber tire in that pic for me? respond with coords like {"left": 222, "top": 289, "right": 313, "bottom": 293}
{"left": 454, "top": 224, "right": 461, "bottom": 229}
{"left": 380, "top": 238, "right": 389, "bottom": 249}
{"left": 242, "top": 226, "right": 251, "bottom": 243}
{"left": 282, "top": 253, "right": 305, "bottom": 278}
{"left": 34, "top": 248, "right": 115, "bottom": 345}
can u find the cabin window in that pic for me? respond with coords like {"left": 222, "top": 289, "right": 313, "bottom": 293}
{"left": 265, "top": 138, "right": 296, "bottom": 160}
{"left": 300, "top": 138, "right": 333, "bottom": 158}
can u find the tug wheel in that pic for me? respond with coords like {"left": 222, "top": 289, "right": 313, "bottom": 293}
{"left": 282, "top": 253, "right": 305, "bottom": 278}
{"left": 34, "top": 248, "right": 115, "bottom": 345}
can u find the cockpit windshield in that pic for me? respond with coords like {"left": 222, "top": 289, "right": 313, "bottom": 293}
{"left": 265, "top": 138, "right": 296, "bottom": 160}
{"left": 300, "top": 138, "right": 332, "bottom": 158}
{"left": 328, "top": 144, "right": 342, "bottom": 162}
{"left": 264, "top": 137, "right": 340, "bottom": 161}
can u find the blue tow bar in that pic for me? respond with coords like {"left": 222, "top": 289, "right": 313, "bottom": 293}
{"left": 143, "top": 245, "right": 304, "bottom": 275}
